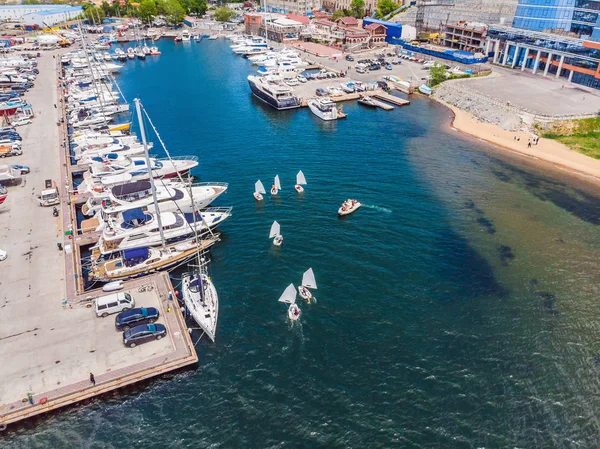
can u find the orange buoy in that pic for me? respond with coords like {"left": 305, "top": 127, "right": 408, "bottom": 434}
{"left": 39, "top": 397, "right": 48, "bottom": 405}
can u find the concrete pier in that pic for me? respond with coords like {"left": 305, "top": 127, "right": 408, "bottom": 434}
{"left": 0, "top": 50, "right": 198, "bottom": 429}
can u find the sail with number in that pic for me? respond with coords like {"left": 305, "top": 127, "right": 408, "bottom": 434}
{"left": 255, "top": 180, "right": 266, "bottom": 194}
{"left": 296, "top": 170, "right": 307, "bottom": 186}
{"left": 269, "top": 220, "right": 280, "bottom": 238}
{"left": 301, "top": 268, "right": 317, "bottom": 289}
{"left": 278, "top": 283, "right": 297, "bottom": 304}
{"left": 274, "top": 175, "right": 281, "bottom": 190}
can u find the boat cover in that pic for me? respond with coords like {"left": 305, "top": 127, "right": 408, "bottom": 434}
{"left": 122, "top": 207, "right": 149, "bottom": 226}
{"left": 123, "top": 247, "right": 149, "bottom": 261}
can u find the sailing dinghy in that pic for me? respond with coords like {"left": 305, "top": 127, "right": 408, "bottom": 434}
{"left": 254, "top": 180, "right": 266, "bottom": 201}
{"left": 269, "top": 220, "right": 283, "bottom": 246}
{"left": 298, "top": 267, "right": 317, "bottom": 303}
{"left": 278, "top": 283, "right": 300, "bottom": 321}
{"left": 270, "top": 175, "right": 281, "bottom": 195}
{"left": 295, "top": 170, "right": 307, "bottom": 193}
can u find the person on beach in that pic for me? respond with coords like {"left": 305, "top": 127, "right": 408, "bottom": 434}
{"left": 528, "top": 140, "right": 532, "bottom": 148}
{"left": 90, "top": 372, "right": 95, "bottom": 386}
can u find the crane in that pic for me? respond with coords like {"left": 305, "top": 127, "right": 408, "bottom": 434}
{"left": 42, "top": 21, "right": 71, "bottom": 47}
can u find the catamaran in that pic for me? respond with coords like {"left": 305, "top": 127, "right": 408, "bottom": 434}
{"left": 278, "top": 283, "right": 300, "bottom": 322}
{"left": 295, "top": 170, "right": 307, "bottom": 193}
{"left": 269, "top": 220, "right": 283, "bottom": 246}
{"left": 298, "top": 268, "right": 317, "bottom": 303}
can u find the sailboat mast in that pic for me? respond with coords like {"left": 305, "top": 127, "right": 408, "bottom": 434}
{"left": 134, "top": 98, "right": 167, "bottom": 250}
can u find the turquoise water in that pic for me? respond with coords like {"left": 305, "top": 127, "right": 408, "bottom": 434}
{"left": 5, "top": 40, "right": 600, "bottom": 448}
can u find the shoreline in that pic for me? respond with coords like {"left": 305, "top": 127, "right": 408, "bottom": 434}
{"left": 431, "top": 96, "right": 600, "bottom": 192}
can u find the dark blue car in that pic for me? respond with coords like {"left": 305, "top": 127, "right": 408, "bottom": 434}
{"left": 115, "top": 307, "right": 159, "bottom": 331}
{"left": 123, "top": 323, "right": 166, "bottom": 348}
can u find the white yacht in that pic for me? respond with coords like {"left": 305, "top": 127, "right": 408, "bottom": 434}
{"left": 307, "top": 97, "right": 341, "bottom": 121}
{"left": 97, "top": 207, "right": 232, "bottom": 255}
{"left": 86, "top": 155, "right": 198, "bottom": 180}
{"left": 181, "top": 262, "right": 219, "bottom": 341}
{"left": 247, "top": 75, "right": 301, "bottom": 110}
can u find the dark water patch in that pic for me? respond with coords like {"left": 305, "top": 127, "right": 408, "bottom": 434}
{"left": 477, "top": 216, "right": 496, "bottom": 234}
{"left": 493, "top": 160, "right": 600, "bottom": 225}
{"left": 536, "top": 291, "right": 561, "bottom": 316}
{"left": 491, "top": 168, "right": 512, "bottom": 183}
{"left": 465, "top": 199, "right": 475, "bottom": 209}
{"left": 498, "top": 245, "right": 515, "bottom": 266}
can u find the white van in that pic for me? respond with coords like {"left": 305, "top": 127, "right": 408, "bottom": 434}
{"left": 356, "top": 64, "right": 367, "bottom": 74}
{"left": 95, "top": 292, "right": 135, "bottom": 317}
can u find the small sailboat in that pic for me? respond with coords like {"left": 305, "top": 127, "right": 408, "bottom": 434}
{"left": 278, "top": 283, "right": 300, "bottom": 321}
{"left": 295, "top": 170, "right": 307, "bottom": 193}
{"left": 269, "top": 220, "right": 283, "bottom": 246}
{"left": 271, "top": 175, "right": 281, "bottom": 195}
{"left": 338, "top": 199, "right": 361, "bottom": 216}
{"left": 298, "top": 268, "right": 317, "bottom": 303}
{"left": 181, "top": 257, "right": 219, "bottom": 342}
{"left": 254, "top": 179, "right": 266, "bottom": 201}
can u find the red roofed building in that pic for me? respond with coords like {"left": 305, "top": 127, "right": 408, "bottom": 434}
{"left": 336, "top": 17, "right": 358, "bottom": 27}
{"left": 364, "top": 22, "right": 387, "bottom": 45}
{"left": 285, "top": 13, "right": 310, "bottom": 25}
{"left": 308, "top": 17, "right": 386, "bottom": 49}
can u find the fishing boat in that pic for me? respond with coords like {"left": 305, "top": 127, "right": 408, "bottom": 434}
{"left": 307, "top": 97, "right": 343, "bottom": 121}
{"left": 127, "top": 48, "right": 135, "bottom": 59}
{"left": 358, "top": 96, "right": 377, "bottom": 108}
{"left": 254, "top": 179, "right": 266, "bottom": 201}
{"left": 270, "top": 175, "right": 281, "bottom": 195}
{"left": 134, "top": 47, "right": 146, "bottom": 60}
{"left": 181, "top": 257, "right": 219, "bottom": 341}
{"left": 418, "top": 84, "right": 432, "bottom": 95}
{"left": 269, "top": 220, "right": 283, "bottom": 246}
{"left": 181, "top": 30, "right": 191, "bottom": 41}
{"left": 298, "top": 268, "right": 317, "bottom": 303}
{"left": 338, "top": 199, "right": 361, "bottom": 216}
{"left": 295, "top": 170, "right": 306, "bottom": 193}
{"left": 278, "top": 283, "right": 300, "bottom": 322}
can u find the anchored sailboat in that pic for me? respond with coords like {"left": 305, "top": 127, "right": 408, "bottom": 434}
{"left": 295, "top": 170, "right": 307, "bottom": 193}
{"left": 298, "top": 267, "right": 317, "bottom": 303}
{"left": 270, "top": 175, "right": 281, "bottom": 195}
{"left": 254, "top": 179, "right": 266, "bottom": 201}
{"left": 269, "top": 220, "right": 283, "bottom": 246}
{"left": 181, "top": 255, "right": 219, "bottom": 342}
{"left": 278, "top": 283, "right": 300, "bottom": 321}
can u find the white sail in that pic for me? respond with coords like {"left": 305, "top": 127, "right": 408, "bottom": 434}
{"left": 255, "top": 180, "right": 266, "bottom": 194}
{"left": 269, "top": 220, "right": 280, "bottom": 238}
{"left": 301, "top": 268, "right": 317, "bottom": 289}
{"left": 296, "top": 170, "right": 307, "bottom": 185}
{"left": 274, "top": 175, "right": 281, "bottom": 190}
{"left": 278, "top": 283, "right": 297, "bottom": 304}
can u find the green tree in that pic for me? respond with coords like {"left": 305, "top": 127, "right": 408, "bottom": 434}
{"left": 138, "top": 0, "right": 158, "bottom": 22}
{"left": 376, "top": 0, "right": 397, "bottom": 18}
{"left": 100, "top": 1, "right": 111, "bottom": 16}
{"left": 332, "top": 10, "right": 346, "bottom": 20}
{"left": 429, "top": 63, "right": 447, "bottom": 86}
{"left": 213, "top": 6, "right": 235, "bottom": 22}
{"left": 163, "top": 0, "right": 186, "bottom": 24}
{"left": 350, "top": 0, "right": 364, "bottom": 18}
{"left": 84, "top": 6, "right": 106, "bottom": 24}
{"left": 188, "top": 0, "right": 207, "bottom": 16}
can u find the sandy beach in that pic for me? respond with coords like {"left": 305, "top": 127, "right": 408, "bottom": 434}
{"left": 434, "top": 97, "right": 600, "bottom": 184}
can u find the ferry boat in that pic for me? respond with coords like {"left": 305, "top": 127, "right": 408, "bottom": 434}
{"left": 247, "top": 75, "right": 301, "bottom": 110}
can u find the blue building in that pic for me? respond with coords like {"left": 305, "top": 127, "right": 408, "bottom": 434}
{"left": 486, "top": 0, "right": 600, "bottom": 89}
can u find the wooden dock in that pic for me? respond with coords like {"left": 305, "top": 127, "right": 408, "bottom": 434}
{"left": 372, "top": 92, "right": 411, "bottom": 107}
{"left": 359, "top": 94, "right": 394, "bottom": 111}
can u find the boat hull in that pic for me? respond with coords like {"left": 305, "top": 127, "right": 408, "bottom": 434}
{"left": 247, "top": 78, "right": 301, "bottom": 111}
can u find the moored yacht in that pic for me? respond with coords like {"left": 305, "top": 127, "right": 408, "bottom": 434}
{"left": 307, "top": 97, "right": 342, "bottom": 121}
{"left": 181, "top": 262, "right": 219, "bottom": 341}
{"left": 247, "top": 75, "right": 301, "bottom": 110}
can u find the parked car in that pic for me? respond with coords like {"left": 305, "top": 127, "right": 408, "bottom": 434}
{"left": 283, "top": 77, "right": 299, "bottom": 86}
{"left": 0, "top": 249, "right": 6, "bottom": 261}
{"left": 115, "top": 307, "right": 160, "bottom": 331}
{"left": 369, "top": 63, "right": 381, "bottom": 71}
{"left": 297, "top": 75, "right": 307, "bottom": 83}
{"left": 11, "top": 117, "right": 31, "bottom": 127}
{"left": 345, "top": 55, "right": 354, "bottom": 61}
{"left": 11, "top": 164, "right": 29, "bottom": 174}
{"left": 392, "top": 59, "right": 402, "bottom": 65}
{"left": 123, "top": 323, "right": 167, "bottom": 348}
{"left": 385, "top": 63, "right": 393, "bottom": 70}
{"left": 95, "top": 292, "right": 135, "bottom": 317}
{"left": 316, "top": 88, "right": 327, "bottom": 96}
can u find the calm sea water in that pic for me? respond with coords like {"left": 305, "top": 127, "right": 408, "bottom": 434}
{"left": 5, "top": 40, "right": 600, "bottom": 448}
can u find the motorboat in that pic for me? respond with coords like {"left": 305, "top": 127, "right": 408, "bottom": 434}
{"left": 307, "top": 97, "right": 342, "bottom": 121}
{"left": 149, "top": 46, "right": 161, "bottom": 55}
{"left": 90, "top": 235, "right": 220, "bottom": 281}
{"left": 181, "top": 261, "right": 219, "bottom": 341}
{"left": 338, "top": 199, "right": 361, "bottom": 216}
{"left": 134, "top": 47, "right": 146, "bottom": 59}
{"left": 81, "top": 179, "right": 228, "bottom": 218}
{"left": 142, "top": 45, "right": 151, "bottom": 55}
{"left": 86, "top": 155, "right": 198, "bottom": 181}
{"left": 358, "top": 96, "right": 378, "bottom": 108}
{"left": 97, "top": 206, "right": 232, "bottom": 255}
{"left": 247, "top": 75, "right": 301, "bottom": 110}
{"left": 181, "top": 30, "right": 191, "bottom": 41}
{"left": 127, "top": 48, "right": 135, "bottom": 59}
{"left": 419, "top": 84, "right": 432, "bottom": 95}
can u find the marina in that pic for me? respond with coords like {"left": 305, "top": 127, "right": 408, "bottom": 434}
{"left": 2, "top": 21, "right": 600, "bottom": 449}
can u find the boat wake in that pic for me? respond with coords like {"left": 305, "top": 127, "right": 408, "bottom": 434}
{"left": 362, "top": 204, "right": 392, "bottom": 213}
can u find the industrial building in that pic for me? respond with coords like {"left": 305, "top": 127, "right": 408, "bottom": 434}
{"left": 0, "top": 5, "right": 82, "bottom": 27}
{"left": 443, "top": 21, "right": 488, "bottom": 53}
{"left": 263, "top": 0, "right": 322, "bottom": 16}
{"left": 486, "top": 0, "right": 600, "bottom": 89}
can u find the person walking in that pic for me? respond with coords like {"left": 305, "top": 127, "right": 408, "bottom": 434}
{"left": 89, "top": 372, "right": 96, "bottom": 386}
{"left": 527, "top": 140, "right": 532, "bottom": 148}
